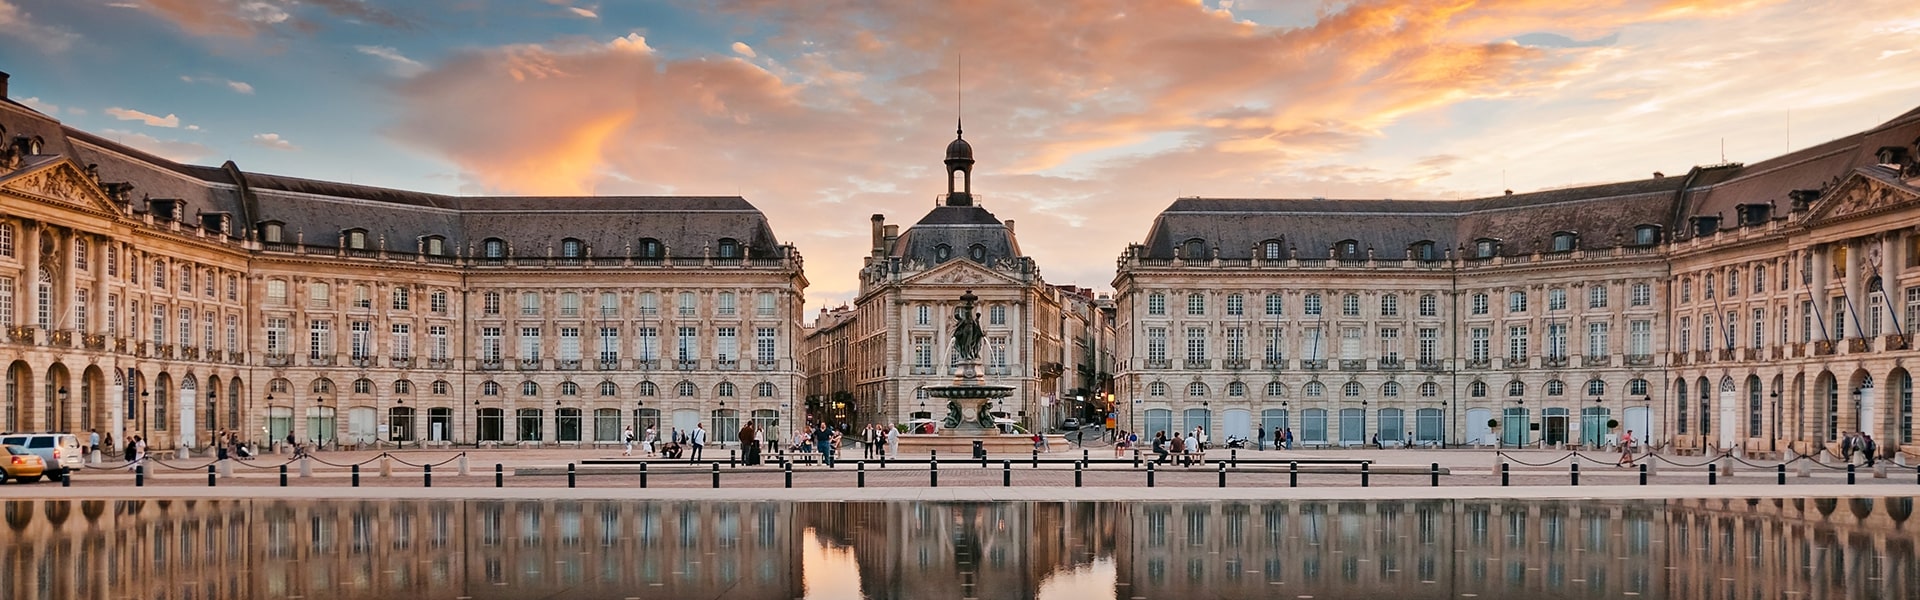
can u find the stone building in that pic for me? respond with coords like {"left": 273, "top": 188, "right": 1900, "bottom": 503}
{"left": 1114, "top": 105, "right": 1920, "bottom": 458}
{"left": 801, "top": 125, "right": 1104, "bottom": 432}
{"left": 0, "top": 73, "right": 808, "bottom": 450}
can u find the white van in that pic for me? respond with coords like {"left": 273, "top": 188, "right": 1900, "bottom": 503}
{"left": 0, "top": 433, "right": 84, "bottom": 478}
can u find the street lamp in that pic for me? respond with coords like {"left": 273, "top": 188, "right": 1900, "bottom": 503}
{"left": 1770, "top": 390, "right": 1781, "bottom": 453}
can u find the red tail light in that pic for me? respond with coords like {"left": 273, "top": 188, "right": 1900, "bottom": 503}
{"left": 8, "top": 456, "right": 22, "bottom": 465}
{"left": 52, "top": 448, "right": 62, "bottom": 459}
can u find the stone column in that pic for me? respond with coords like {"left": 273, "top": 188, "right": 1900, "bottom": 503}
{"left": 1813, "top": 246, "right": 1832, "bottom": 341}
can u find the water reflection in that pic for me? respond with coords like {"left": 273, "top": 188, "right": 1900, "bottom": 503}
{"left": 1, "top": 497, "right": 1913, "bottom": 599}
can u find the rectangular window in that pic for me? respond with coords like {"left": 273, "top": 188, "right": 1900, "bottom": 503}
{"left": 1303, "top": 326, "right": 1325, "bottom": 360}
{"left": 1678, "top": 316, "right": 1691, "bottom": 351}
{"left": 1588, "top": 285, "right": 1608, "bottom": 308}
{"left": 560, "top": 292, "right": 581, "bottom": 317}
{"left": 1264, "top": 327, "right": 1284, "bottom": 361}
{"left": 309, "top": 283, "right": 330, "bottom": 307}
{"left": 599, "top": 327, "right": 620, "bottom": 361}
{"left": 481, "top": 327, "right": 502, "bottom": 361}
{"left": 1418, "top": 328, "right": 1438, "bottom": 362}
{"left": 1265, "top": 294, "right": 1284, "bottom": 317}
{"left": 1380, "top": 294, "right": 1398, "bottom": 317}
{"left": 676, "top": 326, "right": 697, "bottom": 360}
{"left": 639, "top": 293, "right": 658, "bottom": 316}
{"left": 1187, "top": 293, "right": 1206, "bottom": 316}
{"left": 309, "top": 319, "right": 332, "bottom": 359}
{"left": 1148, "top": 294, "right": 1166, "bottom": 316}
{"left": 1470, "top": 327, "right": 1490, "bottom": 361}
{"left": 990, "top": 305, "right": 1007, "bottom": 325}
{"left": 914, "top": 335, "right": 934, "bottom": 368}
{"left": 1725, "top": 310, "right": 1737, "bottom": 349}
{"left": 636, "top": 327, "right": 658, "bottom": 361}
{"left": 1631, "top": 283, "right": 1651, "bottom": 306}
{"left": 227, "top": 276, "right": 238, "bottom": 302}
{"left": 756, "top": 292, "right": 776, "bottom": 317}
{"left": 677, "top": 292, "right": 696, "bottom": 317}
{"left": 1186, "top": 327, "right": 1207, "bottom": 361}
{"left": 1341, "top": 294, "right": 1360, "bottom": 316}
{"left": 1546, "top": 323, "right": 1566, "bottom": 358}
{"left": 1832, "top": 298, "right": 1846, "bottom": 340}
{"left": 266, "top": 318, "right": 287, "bottom": 354}
{"left": 202, "top": 311, "right": 214, "bottom": 349}
{"left": 392, "top": 287, "right": 411, "bottom": 311}
{"left": 151, "top": 303, "right": 165, "bottom": 345}
{"left": 1226, "top": 294, "right": 1244, "bottom": 316}
{"left": 0, "top": 277, "right": 11, "bottom": 328}
{"left": 716, "top": 293, "right": 735, "bottom": 317}
{"left": 600, "top": 292, "right": 620, "bottom": 318}
{"left": 1378, "top": 327, "right": 1400, "bottom": 361}
{"left": 520, "top": 327, "right": 541, "bottom": 359}
{"left": 915, "top": 305, "right": 931, "bottom": 326}
{"left": 989, "top": 336, "right": 1008, "bottom": 368}
{"left": 350, "top": 320, "right": 371, "bottom": 358}
{"left": 521, "top": 292, "right": 542, "bottom": 316}
{"left": 1304, "top": 294, "right": 1323, "bottom": 316}
{"left": 391, "top": 323, "right": 412, "bottom": 359}
{"left": 756, "top": 327, "right": 776, "bottom": 362}
{"left": 716, "top": 327, "right": 738, "bottom": 361}
{"left": 1548, "top": 288, "right": 1566, "bottom": 311}
{"left": 1419, "top": 294, "right": 1437, "bottom": 317}
{"left": 430, "top": 325, "right": 449, "bottom": 361}
{"left": 1587, "top": 322, "right": 1609, "bottom": 357}
{"left": 106, "top": 293, "right": 118, "bottom": 336}
{"left": 1869, "top": 293, "right": 1885, "bottom": 337}
{"left": 1471, "top": 294, "right": 1488, "bottom": 315}
{"left": 1752, "top": 308, "right": 1765, "bottom": 349}
{"left": 482, "top": 292, "right": 501, "bottom": 315}
{"left": 427, "top": 291, "right": 446, "bottom": 314}
{"left": 73, "top": 289, "right": 88, "bottom": 332}
{"left": 1802, "top": 300, "right": 1814, "bottom": 342}
{"left": 1629, "top": 320, "right": 1651, "bottom": 356}
{"left": 177, "top": 307, "right": 191, "bottom": 346}
{"left": 1146, "top": 327, "right": 1167, "bottom": 362}
{"left": 107, "top": 245, "right": 118, "bottom": 277}
{"left": 1908, "top": 287, "right": 1920, "bottom": 335}
{"left": 1225, "top": 327, "right": 1246, "bottom": 359}
{"left": 559, "top": 327, "right": 580, "bottom": 361}
{"left": 1508, "top": 292, "right": 1528, "bottom": 313}
{"left": 1339, "top": 326, "right": 1362, "bottom": 360}
{"left": 1506, "top": 325, "right": 1528, "bottom": 359}
{"left": 353, "top": 285, "right": 371, "bottom": 309}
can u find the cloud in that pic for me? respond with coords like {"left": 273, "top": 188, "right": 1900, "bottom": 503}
{"left": 132, "top": 0, "right": 409, "bottom": 37}
{"left": 382, "top": 0, "right": 1915, "bottom": 303}
{"left": 99, "top": 129, "right": 212, "bottom": 163}
{"left": 251, "top": 133, "right": 298, "bottom": 150}
{"left": 357, "top": 44, "right": 427, "bottom": 76}
{"left": 0, "top": 0, "right": 80, "bottom": 51}
{"left": 16, "top": 96, "right": 57, "bottom": 114}
{"left": 105, "top": 107, "right": 183, "bottom": 128}
{"left": 180, "top": 75, "right": 256, "bottom": 94}
{"left": 568, "top": 6, "right": 598, "bottom": 19}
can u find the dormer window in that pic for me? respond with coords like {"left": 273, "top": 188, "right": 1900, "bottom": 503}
{"left": 482, "top": 238, "right": 507, "bottom": 259}
{"left": 1334, "top": 239, "right": 1360, "bottom": 259}
{"left": 423, "top": 236, "right": 446, "bottom": 256}
{"left": 717, "top": 238, "right": 740, "bottom": 259}
{"left": 149, "top": 199, "right": 178, "bottom": 221}
{"left": 1410, "top": 241, "right": 1438, "bottom": 261}
{"left": 1261, "top": 240, "right": 1284, "bottom": 260}
{"left": 1182, "top": 239, "right": 1207, "bottom": 260}
{"left": 1474, "top": 239, "right": 1499, "bottom": 259}
{"left": 561, "top": 238, "right": 584, "bottom": 258}
{"left": 1550, "top": 232, "right": 1576, "bottom": 253}
{"left": 260, "top": 221, "right": 284, "bottom": 244}
{"left": 637, "top": 238, "right": 663, "bottom": 259}
{"left": 1633, "top": 225, "right": 1660, "bottom": 246}
{"left": 344, "top": 229, "right": 368, "bottom": 250}
{"left": 969, "top": 244, "right": 988, "bottom": 262}
{"left": 934, "top": 244, "right": 952, "bottom": 262}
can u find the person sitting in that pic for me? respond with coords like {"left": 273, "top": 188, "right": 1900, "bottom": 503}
{"left": 660, "top": 440, "right": 684, "bottom": 460}
{"left": 1153, "top": 432, "right": 1170, "bottom": 464}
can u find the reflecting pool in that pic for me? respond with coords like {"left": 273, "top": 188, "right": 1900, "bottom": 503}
{"left": 2, "top": 497, "right": 1914, "bottom": 599}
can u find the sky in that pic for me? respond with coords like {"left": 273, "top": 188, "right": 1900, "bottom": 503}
{"left": 4, "top": 0, "right": 1920, "bottom": 312}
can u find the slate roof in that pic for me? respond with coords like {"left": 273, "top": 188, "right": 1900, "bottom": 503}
{"left": 889, "top": 203, "right": 1023, "bottom": 265}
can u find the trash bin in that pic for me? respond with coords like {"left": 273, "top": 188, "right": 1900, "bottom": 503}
{"left": 972, "top": 440, "right": 986, "bottom": 459}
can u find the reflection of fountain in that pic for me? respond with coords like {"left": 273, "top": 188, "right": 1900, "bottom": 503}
{"left": 902, "top": 290, "right": 1062, "bottom": 454}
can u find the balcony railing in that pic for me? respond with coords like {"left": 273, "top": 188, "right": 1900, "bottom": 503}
{"left": 265, "top": 353, "right": 294, "bottom": 367}
{"left": 556, "top": 359, "right": 581, "bottom": 371}
{"left": 350, "top": 356, "right": 374, "bottom": 368}
{"left": 1338, "top": 359, "right": 1366, "bottom": 371}
{"left": 1813, "top": 340, "right": 1836, "bottom": 356}
{"left": 634, "top": 359, "right": 660, "bottom": 370}
{"left": 1887, "top": 334, "right": 1911, "bottom": 351}
{"left": 1542, "top": 356, "right": 1567, "bottom": 368}
{"left": 1848, "top": 338, "right": 1870, "bottom": 353}
{"left": 1624, "top": 354, "right": 1654, "bottom": 366}
{"left": 1144, "top": 359, "right": 1172, "bottom": 370}
{"left": 227, "top": 351, "right": 246, "bottom": 365}
{"left": 1301, "top": 359, "right": 1327, "bottom": 371}
{"left": 598, "top": 358, "right": 621, "bottom": 371}
{"left": 1261, "top": 358, "right": 1287, "bottom": 371}
{"left": 1416, "top": 359, "right": 1445, "bottom": 372}
{"left": 717, "top": 359, "right": 738, "bottom": 371}
{"left": 390, "top": 356, "right": 414, "bottom": 369}
{"left": 1464, "top": 358, "right": 1490, "bottom": 369}
{"left": 1694, "top": 350, "right": 1711, "bottom": 363}
{"left": 82, "top": 334, "right": 107, "bottom": 351}
{"left": 428, "top": 358, "right": 454, "bottom": 370}
{"left": 1222, "top": 358, "right": 1250, "bottom": 370}
{"left": 1504, "top": 357, "right": 1528, "bottom": 369}
{"left": 1378, "top": 358, "right": 1404, "bottom": 370}
{"left": 1582, "top": 355, "right": 1612, "bottom": 368}
{"left": 308, "top": 355, "right": 335, "bottom": 367}
{"left": 910, "top": 366, "right": 937, "bottom": 375}
{"left": 518, "top": 358, "right": 542, "bottom": 371}
{"left": 754, "top": 359, "right": 779, "bottom": 371}
{"left": 1184, "top": 359, "right": 1211, "bottom": 370}
{"left": 1717, "top": 348, "right": 1736, "bottom": 361}
{"left": 676, "top": 359, "right": 699, "bottom": 371}
{"left": 478, "top": 358, "right": 503, "bottom": 370}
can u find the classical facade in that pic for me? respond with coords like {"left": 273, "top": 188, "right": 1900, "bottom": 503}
{"left": 0, "top": 73, "right": 808, "bottom": 450}
{"left": 801, "top": 127, "right": 1110, "bottom": 431}
{"left": 1115, "top": 105, "right": 1920, "bottom": 458}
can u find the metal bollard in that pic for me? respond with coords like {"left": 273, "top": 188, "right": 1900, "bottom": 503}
{"left": 1231, "top": 449, "right": 1238, "bottom": 468}
{"left": 1075, "top": 462, "right": 1083, "bottom": 487}
{"left": 1289, "top": 461, "right": 1298, "bottom": 488}
{"left": 1083, "top": 449, "right": 1090, "bottom": 464}
{"left": 277, "top": 464, "right": 286, "bottom": 487}
{"left": 62, "top": 469, "right": 70, "bottom": 487}
{"left": 640, "top": 462, "right": 649, "bottom": 488}
{"left": 1431, "top": 463, "right": 1440, "bottom": 487}
{"left": 784, "top": 461, "right": 793, "bottom": 488}
{"left": 1501, "top": 463, "right": 1510, "bottom": 487}
{"left": 1147, "top": 462, "right": 1156, "bottom": 488}
{"left": 351, "top": 464, "right": 360, "bottom": 487}
{"left": 1708, "top": 463, "right": 1717, "bottom": 486}
{"left": 1848, "top": 464, "right": 1856, "bottom": 485}
{"left": 1032, "top": 450, "right": 1038, "bottom": 469}
{"left": 1133, "top": 450, "right": 1142, "bottom": 469}
{"left": 1778, "top": 463, "right": 1786, "bottom": 485}
{"left": 1361, "top": 463, "right": 1370, "bottom": 487}
{"left": 1570, "top": 463, "right": 1579, "bottom": 486}
{"left": 730, "top": 449, "right": 737, "bottom": 469}
{"left": 1003, "top": 460, "right": 1012, "bottom": 487}
{"left": 137, "top": 464, "right": 145, "bottom": 487}
{"left": 858, "top": 462, "right": 866, "bottom": 488}
{"left": 496, "top": 463, "right": 504, "bottom": 488}
{"left": 424, "top": 464, "right": 432, "bottom": 488}
{"left": 711, "top": 463, "right": 720, "bottom": 488}
{"left": 931, "top": 460, "right": 939, "bottom": 487}
{"left": 568, "top": 463, "right": 577, "bottom": 488}
{"left": 1218, "top": 462, "right": 1227, "bottom": 488}
{"left": 1638, "top": 463, "right": 1648, "bottom": 485}
{"left": 210, "top": 464, "right": 218, "bottom": 487}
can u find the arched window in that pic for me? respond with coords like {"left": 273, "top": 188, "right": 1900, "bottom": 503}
{"left": 1507, "top": 381, "right": 1525, "bottom": 397}
{"left": 1304, "top": 381, "right": 1325, "bottom": 397}
{"left": 344, "top": 228, "right": 368, "bottom": 250}
{"left": 1586, "top": 379, "right": 1607, "bottom": 396}
{"left": 1627, "top": 378, "right": 1648, "bottom": 396}
{"left": 520, "top": 381, "right": 539, "bottom": 396}
{"left": 259, "top": 221, "right": 284, "bottom": 244}
{"left": 1334, "top": 239, "right": 1360, "bottom": 259}
{"left": 716, "top": 238, "right": 739, "bottom": 259}
{"left": 599, "top": 381, "right": 618, "bottom": 396}
{"left": 756, "top": 382, "right": 776, "bottom": 397}
{"left": 559, "top": 381, "right": 579, "bottom": 396}
{"left": 968, "top": 244, "right": 987, "bottom": 262}
{"left": 392, "top": 379, "right": 413, "bottom": 395}
{"left": 1187, "top": 382, "right": 1209, "bottom": 397}
{"left": 1550, "top": 232, "right": 1577, "bottom": 252}
{"left": 1262, "top": 240, "right": 1284, "bottom": 260}
{"left": 1382, "top": 381, "right": 1401, "bottom": 397}
{"left": 1343, "top": 381, "right": 1363, "bottom": 398}
{"left": 432, "top": 380, "right": 449, "bottom": 395}
{"left": 560, "top": 238, "right": 584, "bottom": 258}
{"left": 1545, "top": 380, "right": 1565, "bottom": 396}
{"left": 423, "top": 235, "right": 446, "bottom": 256}
{"left": 1419, "top": 382, "right": 1438, "bottom": 397}
{"left": 637, "top": 238, "right": 663, "bottom": 259}
{"left": 934, "top": 244, "right": 952, "bottom": 262}
{"left": 482, "top": 238, "right": 507, "bottom": 259}
{"left": 1469, "top": 381, "right": 1487, "bottom": 397}
{"left": 481, "top": 381, "right": 500, "bottom": 396}
{"left": 311, "top": 378, "right": 335, "bottom": 394}
{"left": 1227, "top": 381, "right": 1246, "bottom": 397}
{"left": 676, "top": 381, "right": 696, "bottom": 397}
{"left": 1148, "top": 382, "right": 1168, "bottom": 397}
{"left": 718, "top": 382, "right": 736, "bottom": 397}
{"left": 1265, "top": 381, "right": 1287, "bottom": 397}
{"left": 638, "top": 381, "right": 658, "bottom": 396}
{"left": 269, "top": 378, "right": 291, "bottom": 393}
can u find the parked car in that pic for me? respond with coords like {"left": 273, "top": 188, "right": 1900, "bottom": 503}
{"left": 1060, "top": 418, "right": 1083, "bottom": 431}
{"left": 0, "top": 433, "right": 83, "bottom": 479}
{"left": 0, "top": 445, "right": 46, "bottom": 484}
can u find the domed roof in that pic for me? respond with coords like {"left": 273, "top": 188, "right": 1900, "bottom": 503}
{"left": 945, "top": 135, "right": 973, "bottom": 162}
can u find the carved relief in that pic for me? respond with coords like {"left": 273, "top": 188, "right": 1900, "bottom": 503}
{"left": 1819, "top": 176, "right": 1918, "bottom": 221}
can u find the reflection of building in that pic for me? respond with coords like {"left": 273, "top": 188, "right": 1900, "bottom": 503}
{"left": 801, "top": 125, "right": 1104, "bottom": 431}
{"left": 1114, "top": 106, "right": 1920, "bottom": 455}
{"left": 0, "top": 74, "right": 806, "bottom": 450}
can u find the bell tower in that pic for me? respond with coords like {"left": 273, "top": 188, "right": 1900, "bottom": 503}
{"left": 944, "top": 120, "right": 975, "bottom": 206}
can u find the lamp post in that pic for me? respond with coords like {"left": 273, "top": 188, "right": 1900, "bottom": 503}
{"left": 1770, "top": 389, "right": 1781, "bottom": 452}
{"left": 1851, "top": 386, "right": 1863, "bottom": 440}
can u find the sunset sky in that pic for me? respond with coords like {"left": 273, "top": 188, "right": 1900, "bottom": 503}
{"left": 5, "top": 0, "right": 1919, "bottom": 310}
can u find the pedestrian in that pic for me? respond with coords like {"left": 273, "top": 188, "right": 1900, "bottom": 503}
{"left": 739, "top": 421, "right": 759, "bottom": 466}
{"left": 134, "top": 435, "right": 148, "bottom": 463}
{"left": 1153, "top": 431, "right": 1170, "bottom": 464}
{"left": 123, "top": 436, "right": 137, "bottom": 463}
{"left": 216, "top": 430, "right": 230, "bottom": 461}
{"left": 1283, "top": 428, "right": 1294, "bottom": 450}
{"left": 1170, "top": 433, "right": 1188, "bottom": 466}
{"left": 813, "top": 423, "right": 836, "bottom": 467}
{"left": 864, "top": 425, "right": 877, "bottom": 459}
{"left": 887, "top": 424, "right": 900, "bottom": 458}
{"left": 1863, "top": 433, "right": 1878, "bottom": 467}
{"left": 87, "top": 428, "right": 100, "bottom": 457}
{"left": 622, "top": 425, "right": 635, "bottom": 457}
{"left": 1370, "top": 433, "right": 1380, "bottom": 449}
{"left": 1841, "top": 432, "right": 1855, "bottom": 462}
{"left": 1255, "top": 427, "right": 1264, "bottom": 451}
{"left": 1616, "top": 429, "right": 1636, "bottom": 467}
{"left": 689, "top": 424, "right": 707, "bottom": 462}
{"left": 643, "top": 425, "right": 657, "bottom": 456}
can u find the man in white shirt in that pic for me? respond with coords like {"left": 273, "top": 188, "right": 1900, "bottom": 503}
{"left": 689, "top": 424, "right": 707, "bottom": 462}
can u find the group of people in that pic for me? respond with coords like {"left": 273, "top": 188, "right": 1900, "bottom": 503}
{"left": 618, "top": 422, "right": 778, "bottom": 465}
{"left": 859, "top": 424, "right": 900, "bottom": 460}
{"left": 1840, "top": 431, "right": 1881, "bottom": 466}
{"left": 211, "top": 430, "right": 254, "bottom": 460}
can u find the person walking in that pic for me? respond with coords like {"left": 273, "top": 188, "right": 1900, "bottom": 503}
{"left": 739, "top": 421, "right": 759, "bottom": 466}
{"left": 864, "top": 425, "right": 877, "bottom": 459}
{"left": 643, "top": 425, "right": 657, "bottom": 456}
{"left": 1283, "top": 428, "right": 1294, "bottom": 450}
{"left": 1616, "top": 429, "right": 1636, "bottom": 467}
{"left": 813, "top": 423, "right": 836, "bottom": 467}
{"left": 1863, "top": 433, "right": 1878, "bottom": 467}
{"left": 622, "top": 425, "right": 636, "bottom": 457}
{"left": 886, "top": 424, "right": 900, "bottom": 458}
{"left": 1255, "top": 427, "right": 1264, "bottom": 451}
{"left": 688, "top": 424, "right": 708, "bottom": 462}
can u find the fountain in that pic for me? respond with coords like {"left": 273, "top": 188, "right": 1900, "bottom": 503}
{"left": 899, "top": 290, "right": 1065, "bottom": 455}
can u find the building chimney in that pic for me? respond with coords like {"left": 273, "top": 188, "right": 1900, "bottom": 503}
{"left": 882, "top": 225, "right": 899, "bottom": 250}
{"left": 1004, "top": 219, "right": 1015, "bottom": 234}
{"left": 0, "top": 71, "right": 9, "bottom": 99}
{"left": 870, "top": 214, "right": 885, "bottom": 256}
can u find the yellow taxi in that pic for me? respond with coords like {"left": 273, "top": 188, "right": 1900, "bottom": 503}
{"left": 1, "top": 444, "right": 47, "bottom": 484}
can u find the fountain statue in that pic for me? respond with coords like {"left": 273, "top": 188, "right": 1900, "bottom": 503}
{"left": 924, "top": 290, "right": 1014, "bottom": 432}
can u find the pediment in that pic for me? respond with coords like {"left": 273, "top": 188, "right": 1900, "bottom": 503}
{"left": 898, "top": 258, "right": 1024, "bottom": 288}
{"left": 0, "top": 158, "right": 122, "bottom": 216}
{"left": 1805, "top": 168, "right": 1920, "bottom": 224}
